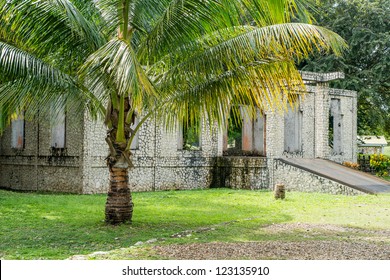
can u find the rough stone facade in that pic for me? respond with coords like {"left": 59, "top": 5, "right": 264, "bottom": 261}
{"left": 0, "top": 71, "right": 358, "bottom": 194}
{"left": 0, "top": 110, "right": 84, "bottom": 193}
{"left": 210, "top": 157, "right": 269, "bottom": 190}
{"left": 273, "top": 160, "right": 364, "bottom": 195}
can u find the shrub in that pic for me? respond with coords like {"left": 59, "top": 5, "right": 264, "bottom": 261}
{"left": 369, "top": 154, "right": 390, "bottom": 177}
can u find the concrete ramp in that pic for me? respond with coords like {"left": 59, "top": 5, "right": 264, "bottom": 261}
{"left": 279, "top": 158, "right": 390, "bottom": 194}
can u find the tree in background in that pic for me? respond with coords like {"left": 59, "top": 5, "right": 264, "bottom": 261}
{"left": 301, "top": 0, "right": 390, "bottom": 137}
{"left": 0, "top": 0, "right": 346, "bottom": 224}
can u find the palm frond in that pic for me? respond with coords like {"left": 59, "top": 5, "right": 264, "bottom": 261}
{"left": 155, "top": 59, "right": 304, "bottom": 131}
{"left": 138, "top": 0, "right": 234, "bottom": 63}
{"left": 235, "top": 0, "right": 314, "bottom": 25}
{"left": 79, "top": 38, "right": 157, "bottom": 113}
{"left": 0, "top": 0, "right": 105, "bottom": 55}
{"left": 0, "top": 75, "right": 104, "bottom": 123}
{"left": 0, "top": 41, "right": 73, "bottom": 86}
{"left": 0, "top": 41, "right": 103, "bottom": 123}
{"left": 0, "top": 0, "right": 347, "bottom": 141}
{"left": 152, "top": 23, "right": 346, "bottom": 97}
{"left": 139, "top": 0, "right": 317, "bottom": 63}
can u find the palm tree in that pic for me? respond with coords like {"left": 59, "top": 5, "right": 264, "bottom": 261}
{"left": 0, "top": 0, "right": 346, "bottom": 224}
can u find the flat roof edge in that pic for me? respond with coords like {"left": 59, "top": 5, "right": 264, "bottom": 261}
{"left": 300, "top": 71, "right": 345, "bottom": 82}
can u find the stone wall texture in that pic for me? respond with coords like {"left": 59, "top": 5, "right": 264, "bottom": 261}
{"left": 0, "top": 110, "right": 84, "bottom": 193}
{"left": 273, "top": 159, "right": 365, "bottom": 195}
{"left": 210, "top": 157, "right": 269, "bottom": 190}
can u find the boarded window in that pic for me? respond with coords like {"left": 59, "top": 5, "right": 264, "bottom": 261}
{"left": 50, "top": 106, "right": 66, "bottom": 148}
{"left": 284, "top": 100, "right": 302, "bottom": 153}
{"left": 241, "top": 106, "right": 253, "bottom": 153}
{"left": 11, "top": 113, "right": 24, "bottom": 149}
{"left": 253, "top": 109, "right": 265, "bottom": 155}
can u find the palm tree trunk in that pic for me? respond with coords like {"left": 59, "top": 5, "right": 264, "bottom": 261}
{"left": 104, "top": 91, "right": 135, "bottom": 225}
{"left": 105, "top": 167, "right": 133, "bottom": 224}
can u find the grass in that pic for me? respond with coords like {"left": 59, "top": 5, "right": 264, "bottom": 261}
{"left": 1, "top": 188, "right": 390, "bottom": 259}
{"left": 384, "top": 146, "right": 390, "bottom": 157}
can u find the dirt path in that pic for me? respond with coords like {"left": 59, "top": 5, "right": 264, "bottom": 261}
{"left": 153, "top": 240, "right": 390, "bottom": 260}
{"left": 153, "top": 223, "right": 390, "bottom": 260}
{"left": 70, "top": 223, "right": 390, "bottom": 260}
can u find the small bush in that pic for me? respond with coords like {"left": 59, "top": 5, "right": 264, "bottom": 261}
{"left": 369, "top": 154, "right": 390, "bottom": 177}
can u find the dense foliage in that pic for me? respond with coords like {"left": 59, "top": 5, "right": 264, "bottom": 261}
{"left": 369, "top": 153, "right": 390, "bottom": 176}
{"left": 301, "top": 0, "right": 390, "bottom": 137}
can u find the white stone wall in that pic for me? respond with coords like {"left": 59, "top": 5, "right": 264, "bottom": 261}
{"left": 264, "top": 109, "right": 285, "bottom": 158}
{"left": 210, "top": 157, "right": 269, "bottom": 189}
{"left": 80, "top": 115, "right": 222, "bottom": 193}
{"left": 300, "top": 93, "right": 316, "bottom": 158}
{"left": 145, "top": 118, "right": 221, "bottom": 191}
{"left": 273, "top": 160, "right": 365, "bottom": 195}
{"left": 313, "top": 83, "right": 331, "bottom": 159}
{"left": 80, "top": 113, "right": 109, "bottom": 194}
{"left": 263, "top": 83, "right": 357, "bottom": 164}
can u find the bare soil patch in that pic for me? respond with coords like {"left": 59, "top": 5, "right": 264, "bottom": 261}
{"left": 152, "top": 223, "right": 390, "bottom": 260}
{"left": 153, "top": 240, "right": 390, "bottom": 260}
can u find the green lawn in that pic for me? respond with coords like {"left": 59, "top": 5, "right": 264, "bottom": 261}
{"left": 384, "top": 146, "right": 390, "bottom": 157}
{"left": 1, "top": 188, "right": 390, "bottom": 259}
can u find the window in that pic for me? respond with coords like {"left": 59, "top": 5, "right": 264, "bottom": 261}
{"left": 329, "top": 98, "right": 343, "bottom": 155}
{"left": 224, "top": 106, "right": 265, "bottom": 156}
{"left": 227, "top": 116, "right": 242, "bottom": 152}
{"left": 178, "top": 120, "right": 201, "bottom": 151}
{"left": 50, "top": 105, "right": 66, "bottom": 149}
{"left": 11, "top": 112, "right": 24, "bottom": 149}
{"left": 284, "top": 99, "right": 303, "bottom": 153}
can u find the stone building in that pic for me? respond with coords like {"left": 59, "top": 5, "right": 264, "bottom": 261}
{"left": 0, "top": 71, "right": 358, "bottom": 194}
{"left": 357, "top": 135, "right": 388, "bottom": 154}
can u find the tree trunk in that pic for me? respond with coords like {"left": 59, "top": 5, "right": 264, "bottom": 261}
{"left": 104, "top": 92, "right": 135, "bottom": 225}
{"left": 105, "top": 167, "right": 134, "bottom": 224}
